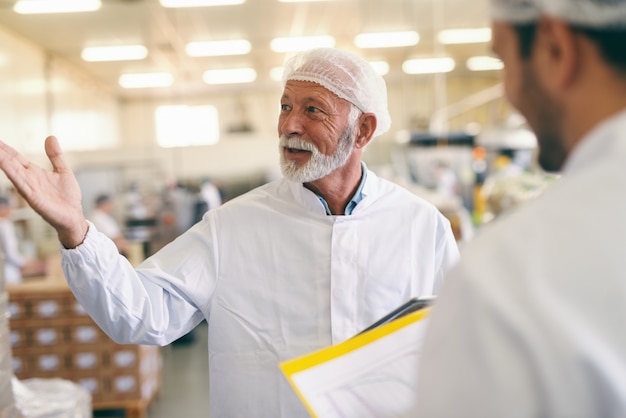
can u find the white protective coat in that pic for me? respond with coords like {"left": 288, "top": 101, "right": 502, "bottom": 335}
{"left": 62, "top": 169, "right": 459, "bottom": 417}
{"left": 415, "top": 108, "right": 626, "bottom": 417}
{"left": 0, "top": 218, "right": 24, "bottom": 284}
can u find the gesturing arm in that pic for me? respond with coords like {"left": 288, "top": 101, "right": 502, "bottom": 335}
{"left": 0, "top": 136, "right": 88, "bottom": 248}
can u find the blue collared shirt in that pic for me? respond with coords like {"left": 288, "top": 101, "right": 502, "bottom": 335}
{"left": 312, "top": 162, "right": 368, "bottom": 216}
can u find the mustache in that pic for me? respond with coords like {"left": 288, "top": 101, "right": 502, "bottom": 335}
{"left": 279, "top": 135, "right": 317, "bottom": 153}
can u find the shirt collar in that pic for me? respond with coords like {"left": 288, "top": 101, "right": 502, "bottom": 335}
{"left": 311, "top": 161, "right": 368, "bottom": 216}
{"left": 562, "top": 107, "right": 626, "bottom": 175}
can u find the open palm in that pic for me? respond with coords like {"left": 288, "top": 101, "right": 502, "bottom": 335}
{"left": 0, "top": 136, "right": 87, "bottom": 247}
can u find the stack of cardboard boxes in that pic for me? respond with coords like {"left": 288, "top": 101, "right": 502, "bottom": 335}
{"left": 7, "top": 278, "right": 161, "bottom": 409}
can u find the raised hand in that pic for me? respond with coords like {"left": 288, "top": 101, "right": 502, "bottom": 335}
{"left": 0, "top": 136, "right": 88, "bottom": 248}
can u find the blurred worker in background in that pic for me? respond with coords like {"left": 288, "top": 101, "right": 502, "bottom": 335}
{"left": 0, "top": 196, "right": 44, "bottom": 284}
{"left": 0, "top": 47, "right": 459, "bottom": 417}
{"left": 89, "top": 193, "right": 129, "bottom": 256}
{"left": 192, "top": 177, "right": 223, "bottom": 225}
{"left": 199, "top": 177, "right": 223, "bottom": 211}
{"left": 414, "top": 0, "right": 626, "bottom": 416}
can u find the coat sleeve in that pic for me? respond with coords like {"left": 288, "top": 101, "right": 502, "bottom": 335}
{"left": 432, "top": 212, "right": 460, "bottom": 294}
{"left": 62, "top": 220, "right": 216, "bottom": 346}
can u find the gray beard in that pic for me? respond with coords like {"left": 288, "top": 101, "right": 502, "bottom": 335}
{"left": 279, "top": 125, "right": 356, "bottom": 183}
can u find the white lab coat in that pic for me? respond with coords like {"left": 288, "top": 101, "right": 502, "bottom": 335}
{"left": 0, "top": 218, "right": 24, "bottom": 284}
{"left": 89, "top": 208, "right": 123, "bottom": 240}
{"left": 62, "top": 169, "right": 459, "bottom": 417}
{"left": 415, "top": 108, "right": 626, "bottom": 417}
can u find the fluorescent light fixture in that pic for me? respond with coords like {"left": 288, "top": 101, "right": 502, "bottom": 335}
{"left": 203, "top": 68, "right": 257, "bottom": 84}
{"left": 437, "top": 28, "right": 492, "bottom": 44}
{"left": 369, "top": 60, "right": 389, "bottom": 76}
{"left": 278, "top": 0, "right": 336, "bottom": 2}
{"left": 119, "top": 72, "right": 174, "bottom": 89}
{"left": 402, "top": 57, "right": 455, "bottom": 75}
{"left": 185, "top": 40, "right": 251, "bottom": 57}
{"left": 354, "top": 31, "right": 419, "bottom": 49}
{"left": 466, "top": 56, "right": 504, "bottom": 71}
{"left": 14, "top": 0, "right": 101, "bottom": 14}
{"left": 270, "top": 35, "right": 335, "bottom": 53}
{"left": 160, "top": 0, "right": 244, "bottom": 7}
{"left": 81, "top": 45, "right": 148, "bottom": 62}
{"left": 270, "top": 67, "right": 284, "bottom": 82}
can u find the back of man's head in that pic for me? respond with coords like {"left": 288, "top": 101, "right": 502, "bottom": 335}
{"left": 490, "top": 0, "right": 626, "bottom": 74}
{"left": 490, "top": 0, "right": 626, "bottom": 27}
{"left": 95, "top": 194, "right": 112, "bottom": 208}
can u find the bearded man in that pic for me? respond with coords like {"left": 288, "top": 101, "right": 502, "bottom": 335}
{"left": 413, "top": 0, "right": 626, "bottom": 416}
{"left": 0, "top": 47, "right": 459, "bottom": 417}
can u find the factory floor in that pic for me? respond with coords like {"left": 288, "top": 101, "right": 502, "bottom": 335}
{"left": 148, "top": 322, "right": 211, "bottom": 418}
{"left": 93, "top": 321, "right": 211, "bottom": 418}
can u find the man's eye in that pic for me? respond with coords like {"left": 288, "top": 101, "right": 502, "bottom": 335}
{"left": 306, "top": 106, "right": 320, "bottom": 113}
{"left": 281, "top": 104, "right": 291, "bottom": 111}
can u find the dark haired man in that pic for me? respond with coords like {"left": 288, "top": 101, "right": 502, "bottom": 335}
{"left": 414, "top": 0, "right": 626, "bottom": 416}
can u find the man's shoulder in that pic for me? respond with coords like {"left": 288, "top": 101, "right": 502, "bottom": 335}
{"left": 217, "top": 178, "right": 292, "bottom": 209}
{"left": 366, "top": 171, "right": 442, "bottom": 211}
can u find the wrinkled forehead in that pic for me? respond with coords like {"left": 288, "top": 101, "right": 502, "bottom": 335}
{"left": 282, "top": 80, "right": 352, "bottom": 108}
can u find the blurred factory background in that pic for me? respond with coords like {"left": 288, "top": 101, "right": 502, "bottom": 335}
{"left": 0, "top": 0, "right": 558, "bottom": 255}
{"left": 0, "top": 1, "right": 559, "bottom": 415}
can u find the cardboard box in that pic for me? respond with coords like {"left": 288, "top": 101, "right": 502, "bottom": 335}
{"left": 11, "top": 352, "right": 31, "bottom": 377}
{"left": 67, "top": 348, "right": 102, "bottom": 371}
{"left": 7, "top": 299, "right": 28, "bottom": 320}
{"left": 7, "top": 280, "right": 73, "bottom": 320}
{"left": 31, "top": 325, "right": 66, "bottom": 347}
{"left": 68, "top": 371, "right": 106, "bottom": 403}
{"left": 102, "top": 370, "right": 160, "bottom": 402}
{"left": 9, "top": 328, "right": 29, "bottom": 348}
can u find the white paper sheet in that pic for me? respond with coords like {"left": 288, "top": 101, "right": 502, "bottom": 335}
{"left": 281, "top": 308, "right": 430, "bottom": 418}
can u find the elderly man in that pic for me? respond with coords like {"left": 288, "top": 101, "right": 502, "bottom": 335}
{"left": 0, "top": 48, "right": 459, "bottom": 417}
{"left": 414, "top": 0, "right": 626, "bottom": 417}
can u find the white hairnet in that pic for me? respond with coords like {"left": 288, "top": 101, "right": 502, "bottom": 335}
{"left": 281, "top": 48, "right": 392, "bottom": 138}
{"left": 490, "top": 0, "right": 626, "bottom": 27}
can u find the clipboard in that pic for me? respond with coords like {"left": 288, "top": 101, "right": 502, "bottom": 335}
{"left": 356, "top": 296, "right": 435, "bottom": 336}
{"left": 280, "top": 302, "right": 434, "bottom": 417}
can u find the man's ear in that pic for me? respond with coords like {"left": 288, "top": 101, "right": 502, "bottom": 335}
{"left": 355, "top": 113, "right": 377, "bottom": 149}
{"left": 536, "top": 17, "right": 580, "bottom": 90}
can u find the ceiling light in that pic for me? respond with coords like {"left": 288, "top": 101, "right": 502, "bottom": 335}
{"left": 354, "top": 31, "right": 419, "bottom": 49}
{"left": 369, "top": 60, "right": 389, "bottom": 76}
{"left": 14, "top": 0, "right": 101, "bottom": 14}
{"left": 466, "top": 56, "right": 504, "bottom": 71}
{"left": 185, "top": 40, "right": 251, "bottom": 57}
{"left": 81, "top": 45, "right": 148, "bottom": 62}
{"left": 437, "top": 28, "right": 492, "bottom": 45}
{"left": 402, "top": 57, "right": 455, "bottom": 75}
{"left": 203, "top": 68, "right": 257, "bottom": 84}
{"left": 270, "top": 36, "right": 335, "bottom": 53}
{"left": 160, "top": 0, "right": 244, "bottom": 7}
{"left": 119, "top": 73, "right": 174, "bottom": 89}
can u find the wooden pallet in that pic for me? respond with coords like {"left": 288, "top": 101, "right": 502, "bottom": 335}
{"left": 92, "top": 399, "right": 150, "bottom": 418}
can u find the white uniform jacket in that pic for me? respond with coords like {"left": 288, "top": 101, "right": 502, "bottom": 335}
{"left": 62, "top": 169, "right": 459, "bottom": 417}
{"left": 415, "top": 108, "right": 626, "bottom": 417}
{"left": 0, "top": 218, "right": 24, "bottom": 284}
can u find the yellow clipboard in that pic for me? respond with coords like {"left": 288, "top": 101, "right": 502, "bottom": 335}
{"left": 280, "top": 307, "right": 431, "bottom": 418}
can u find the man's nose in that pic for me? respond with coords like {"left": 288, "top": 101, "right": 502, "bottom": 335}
{"left": 279, "top": 110, "right": 304, "bottom": 137}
